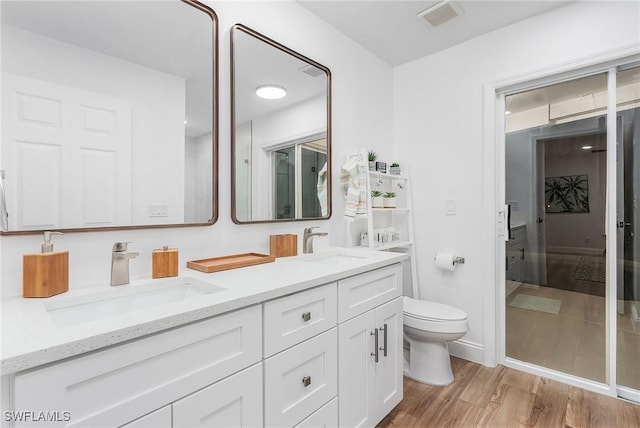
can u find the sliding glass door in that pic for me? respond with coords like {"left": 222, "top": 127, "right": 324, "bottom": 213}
{"left": 503, "top": 64, "right": 640, "bottom": 399}
{"left": 616, "top": 65, "right": 640, "bottom": 396}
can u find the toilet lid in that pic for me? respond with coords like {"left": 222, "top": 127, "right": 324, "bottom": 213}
{"left": 403, "top": 297, "right": 467, "bottom": 321}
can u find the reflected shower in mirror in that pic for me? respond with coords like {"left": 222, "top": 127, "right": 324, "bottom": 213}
{"left": 0, "top": 0, "right": 218, "bottom": 233}
{"left": 231, "top": 24, "right": 331, "bottom": 223}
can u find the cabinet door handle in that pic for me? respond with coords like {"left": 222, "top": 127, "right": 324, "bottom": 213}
{"left": 370, "top": 329, "right": 379, "bottom": 363}
{"left": 302, "top": 376, "right": 311, "bottom": 387}
{"left": 380, "top": 323, "right": 388, "bottom": 357}
{"left": 520, "top": 248, "right": 525, "bottom": 260}
{"left": 301, "top": 311, "right": 311, "bottom": 322}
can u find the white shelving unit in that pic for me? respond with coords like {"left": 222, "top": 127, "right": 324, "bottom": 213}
{"left": 350, "top": 165, "right": 418, "bottom": 290}
{"left": 364, "top": 170, "right": 413, "bottom": 249}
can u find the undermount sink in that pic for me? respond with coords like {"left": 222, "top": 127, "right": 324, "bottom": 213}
{"left": 45, "top": 277, "right": 225, "bottom": 328}
{"left": 299, "top": 250, "right": 370, "bottom": 266}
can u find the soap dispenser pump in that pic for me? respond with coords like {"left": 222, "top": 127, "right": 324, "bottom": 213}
{"left": 23, "top": 231, "right": 69, "bottom": 297}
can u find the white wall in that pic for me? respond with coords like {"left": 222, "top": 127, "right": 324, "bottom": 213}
{"left": 0, "top": 0, "right": 394, "bottom": 299}
{"left": 393, "top": 1, "right": 640, "bottom": 364}
{"left": 2, "top": 25, "right": 186, "bottom": 225}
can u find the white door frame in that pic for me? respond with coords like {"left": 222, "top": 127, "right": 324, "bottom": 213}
{"left": 482, "top": 46, "right": 640, "bottom": 399}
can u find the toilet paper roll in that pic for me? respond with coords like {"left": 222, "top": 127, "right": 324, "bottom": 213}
{"left": 434, "top": 252, "right": 456, "bottom": 271}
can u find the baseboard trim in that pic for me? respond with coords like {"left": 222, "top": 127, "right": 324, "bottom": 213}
{"left": 546, "top": 246, "right": 604, "bottom": 256}
{"left": 448, "top": 339, "right": 484, "bottom": 365}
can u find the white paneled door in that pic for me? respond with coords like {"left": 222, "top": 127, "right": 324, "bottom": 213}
{"left": 1, "top": 73, "right": 131, "bottom": 230}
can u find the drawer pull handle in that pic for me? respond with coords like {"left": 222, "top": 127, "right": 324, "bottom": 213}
{"left": 370, "top": 328, "right": 379, "bottom": 363}
{"left": 380, "top": 323, "right": 388, "bottom": 357}
{"left": 302, "top": 376, "right": 312, "bottom": 387}
{"left": 302, "top": 311, "right": 311, "bottom": 322}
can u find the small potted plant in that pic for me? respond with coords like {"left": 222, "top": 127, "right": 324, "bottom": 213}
{"left": 367, "top": 150, "right": 377, "bottom": 171}
{"left": 371, "top": 190, "right": 384, "bottom": 208}
{"left": 383, "top": 191, "right": 397, "bottom": 208}
{"left": 390, "top": 163, "right": 401, "bottom": 175}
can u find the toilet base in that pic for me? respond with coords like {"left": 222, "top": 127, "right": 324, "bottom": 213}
{"left": 404, "top": 338, "right": 455, "bottom": 386}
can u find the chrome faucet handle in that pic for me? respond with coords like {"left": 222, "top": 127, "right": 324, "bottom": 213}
{"left": 304, "top": 226, "right": 319, "bottom": 234}
{"left": 112, "top": 242, "right": 131, "bottom": 252}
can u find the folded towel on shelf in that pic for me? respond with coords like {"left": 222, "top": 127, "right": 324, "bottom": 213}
{"left": 341, "top": 156, "right": 367, "bottom": 222}
{"left": 317, "top": 162, "right": 328, "bottom": 217}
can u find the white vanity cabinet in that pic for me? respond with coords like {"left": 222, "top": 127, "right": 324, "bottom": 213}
{"left": 5, "top": 259, "right": 406, "bottom": 428}
{"left": 12, "top": 305, "right": 262, "bottom": 428}
{"left": 263, "top": 283, "right": 338, "bottom": 427}
{"left": 337, "top": 264, "right": 403, "bottom": 428}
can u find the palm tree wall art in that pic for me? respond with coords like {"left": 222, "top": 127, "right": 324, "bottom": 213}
{"left": 544, "top": 174, "right": 590, "bottom": 213}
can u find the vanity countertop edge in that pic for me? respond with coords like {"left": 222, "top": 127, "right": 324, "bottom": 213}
{"left": 1, "top": 247, "right": 407, "bottom": 375}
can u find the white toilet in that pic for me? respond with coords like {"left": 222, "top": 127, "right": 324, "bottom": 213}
{"left": 403, "top": 296, "right": 469, "bottom": 386}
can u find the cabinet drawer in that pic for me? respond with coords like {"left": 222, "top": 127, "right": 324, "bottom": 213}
{"left": 13, "top": 305, "right": 262, "bottom": 428}
{"left": 294, "top": 397, "right": 337, "bottom": 428}
{"left": 508, "top": 226, "right": 526, "bottom": 246}
{"left": 338, "top": 264, "right": 402, "bottom": 322}
{"left": 264, "top": 328, "right": 338, "bottom": 427}
{"left": 173, "top": 362, "right": 263, "bottom": 428}
{"left": 264, "top": 283, "right": 337, "bottom": 357}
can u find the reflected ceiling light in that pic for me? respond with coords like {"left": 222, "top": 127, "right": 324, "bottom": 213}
{"left": 582, "top": 145, "right": 593, "bottom": 150}
{"left": 505, "top": 110, "right": 511, "bottom": 115}
{"left": 256, "top": 85, "right": 286, "bottom": 100}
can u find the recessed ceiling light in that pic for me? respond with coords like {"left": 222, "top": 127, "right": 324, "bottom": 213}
{"left": 582, "top": 145, "right": 593, "bottom": 150}
{"left": 256, "top": 85, "right": 286, "bottom": 100}
{"left": 505, "top": 110, "right": 511, "bottom": 115}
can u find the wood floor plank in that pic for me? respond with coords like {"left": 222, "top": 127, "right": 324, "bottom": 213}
{"left": 458, "top": 363, "right": 506, "bottom": 407}
{"left": 476, "top": 383, "right": 536, "bottom": 428}
{"left": 415, "top": 397, "right": 483, "bottom": 428}
{"left": 377, "top": 358, "right": 640, "bottom": 428}
{"left": 529, "top": 377, "right": 569, "bottom": 427}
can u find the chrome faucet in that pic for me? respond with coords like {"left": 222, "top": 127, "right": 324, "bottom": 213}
{"left": 111, "top": 242, "right": 139, "bottom": 286}
{"left": 303, "top": 227, "right": 328, "bottom": 254}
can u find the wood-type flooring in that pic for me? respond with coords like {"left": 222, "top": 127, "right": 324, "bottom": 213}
{"left": 377, "top": 357, "right": 640, "bottom": 428}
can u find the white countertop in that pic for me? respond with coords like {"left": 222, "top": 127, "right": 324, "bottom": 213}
{"left": 1, "top": 247, "right": 407, "bottom": 375}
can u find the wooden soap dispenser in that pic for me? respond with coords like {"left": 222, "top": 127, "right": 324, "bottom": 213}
{"left": 152, "top": 246, "right": 178, "bottom": 278}
{"left": 23, "top": 231, "right": 69, "bottom": 298}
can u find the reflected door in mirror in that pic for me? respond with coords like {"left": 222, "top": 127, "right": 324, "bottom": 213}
{"left": 0, "top": 0, "right": 218, "bottom": 232}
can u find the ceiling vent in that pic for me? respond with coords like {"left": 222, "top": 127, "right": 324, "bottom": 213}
{"left": 417, "top": 0, "right": 464, "bottom": 28}
{"left": 299, "top": 64, "right": 324, "bottom": 78}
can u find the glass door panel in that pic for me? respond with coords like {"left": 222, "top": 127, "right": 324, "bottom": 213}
{"left": 505, "top": 73, "right": 609, "bottom": 382}
{"left": 616, "top": 66, "right": 640, "bottom": 392}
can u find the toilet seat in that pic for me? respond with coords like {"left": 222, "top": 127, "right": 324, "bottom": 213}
{"left": 403, "top": 296, "right": 467, "bottom": 321}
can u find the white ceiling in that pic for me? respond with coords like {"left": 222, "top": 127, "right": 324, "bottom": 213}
{"left": 297, "top": 0, "right": 573, "bottom": 66}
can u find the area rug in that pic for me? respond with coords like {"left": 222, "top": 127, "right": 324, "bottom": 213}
{"left": 508, "top": 294, "right": 561, "bottom": 315}
{"left": 574, "top": 255, "right": 606, "bottom": 283}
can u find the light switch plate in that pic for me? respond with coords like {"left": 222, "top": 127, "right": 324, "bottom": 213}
{"left": 445, "top": 199, "right": 456, "bottom": 216}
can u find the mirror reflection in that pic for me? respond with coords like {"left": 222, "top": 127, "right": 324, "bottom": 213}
{"left": 0, "top": 0, "right": 217, "bottom": 233}
{"left": 232, "top": 24, "right": 331, "bottom": 223}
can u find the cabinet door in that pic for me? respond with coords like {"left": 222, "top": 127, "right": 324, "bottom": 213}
{"left": 373, "top": 297, "right": 403, "bottom": 425}
{"left": 172, "top": 363, "right": 262, "bottom": 428}
{"left": 338, "top": 310, "right": 376, "bottom": 428}
{"left": 121, "top": 406, "right": 171, "bottom": 428}
{"left": 13, "top": 306, "right": 262, "bottom": 427}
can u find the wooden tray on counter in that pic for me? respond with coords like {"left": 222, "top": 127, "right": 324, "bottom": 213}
{"left": 187, "top": 253, "right": 276, "bottom": 273}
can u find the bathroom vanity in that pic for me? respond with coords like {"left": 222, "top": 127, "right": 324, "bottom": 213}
{"left": 1, "top": 248, "right": 406, "bottom": 427}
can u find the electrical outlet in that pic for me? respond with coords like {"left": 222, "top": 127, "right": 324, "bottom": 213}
{"left": 149, "top": 204, "right": 169, "bottom": 218}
